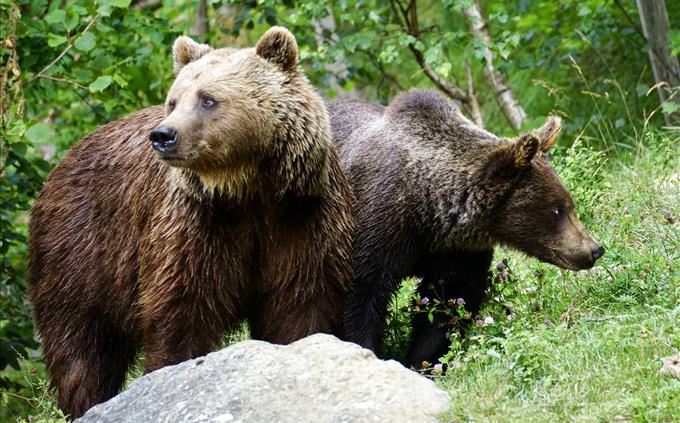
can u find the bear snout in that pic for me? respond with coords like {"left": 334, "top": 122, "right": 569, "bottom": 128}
{"left": 591, "top": 244, "right": 605, "bottom": 262}
{"left": 150, "top": 126, "right": 180, "bottom": 154}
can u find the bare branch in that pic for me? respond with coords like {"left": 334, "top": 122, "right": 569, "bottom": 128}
{"left": 465, "top": 60, "right": 484, "bottom": 127}
{"left": 408, "top": 46, "right": 470, "bottom": 102}
{"left": 38, "top": 75, "right": 88, "bottom": 90}
{"left": 464, "top": 0, "right": 527, "bottom": 131}
{"left": 386, "top": 0, "right": 485, "bottom": 125}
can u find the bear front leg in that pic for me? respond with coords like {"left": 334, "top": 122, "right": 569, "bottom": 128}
{"left": 344, "top": 275, "right": 398, "bottom": 352}
{"left": 345, "top": 243, "right": 418, "bottom": 354}
{"left": 409, "top": 249, "right": 493, "bottom": 369}
{"left": 141, "top": 295, "right": 234, "bottom": 373}
{"left": 139, "top": 267, "right": 240, "bottom": 373}
{"left": 249, "top": 280, "right": 348, "bottom": 344}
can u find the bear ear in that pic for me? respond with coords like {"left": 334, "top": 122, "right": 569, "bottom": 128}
{"left": 173, "top": 36, "right": 213, "bottom": 74}
{"left": 478, "top": 135, "right": 539, "bottom": 181}
{"left": 255, "top": 26, "right": 298, "bottom": 72}
{"left": 512, "top": 134, "right": 540, "bottom": 169}
{"left": 531, "top": 115, "right": 562, "bottom": 152}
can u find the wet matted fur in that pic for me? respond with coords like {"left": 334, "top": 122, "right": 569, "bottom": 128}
{"left": 28, "top": 27, "right": 353, "bottom": 418}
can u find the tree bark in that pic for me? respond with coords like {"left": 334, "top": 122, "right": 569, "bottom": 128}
{"left": 636, "top": 0, "right": 680, "bottom": 124}
{"left": 194, "top": 0, "right": 209, "bottom": 42}
{"left": 464, "top": 0, "right": 527, "bottom": 131}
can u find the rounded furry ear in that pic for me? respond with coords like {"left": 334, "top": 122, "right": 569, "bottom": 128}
{"left": 255, "top": 26, "right": 298, "bottom": 71}
{"left": 513, "top": 134, "right": 540, "bottom": 168}
{"left": 173, "top": 36, "right": 213, "bottom": 74}
{"left": 532, "top": 115, "right": 562, "bottom": 152}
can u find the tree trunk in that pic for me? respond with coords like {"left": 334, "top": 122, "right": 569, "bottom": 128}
{"left": 194, "top": 0, "right": 209, "bottom": 42}
{"left": 636, "top": 0, "right": 680, "bottom": 124}
{"left": 464, "top": 0, "right": 527, "bottom": 131}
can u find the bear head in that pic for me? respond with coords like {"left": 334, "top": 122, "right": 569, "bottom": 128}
{"left": 476, "top": 117, "right": 604, "bottom": 270}
{"left": 150, "top": 27, "right": 330, "bottom": 199}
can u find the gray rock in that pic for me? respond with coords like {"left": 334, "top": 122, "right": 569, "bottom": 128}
{"left": 660, "top": 353, "right": 680, "bottom": 379}
{"left": 76, "top": 334, "right": 450, "bottom": 423}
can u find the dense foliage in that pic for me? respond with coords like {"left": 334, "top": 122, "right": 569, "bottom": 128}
{"left": 1, "top": 0, "right": 678, "bottom": 420}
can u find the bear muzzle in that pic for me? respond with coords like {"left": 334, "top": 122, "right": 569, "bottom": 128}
{"left": 150, "top": 125, "right": 180, "bottom": 155}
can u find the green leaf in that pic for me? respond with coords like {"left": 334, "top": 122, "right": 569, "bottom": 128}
{"left": 74, "top": 32, "right": 96, "bottom": 52}
{"left": 110, "top": 0, "right": 132, "bottom": 8}
{"left": 25, "top": 123, "right": 54, "bottom": 144}
{"left": 661, "top": 101, "right": 680, "bottom": 114}
{"left": 97, "top": 4, "right": 112, "bottom": 17}
{"left": 65, "top": 13, "right": 79, "bottom": 32}
{"left": 47, "top": 33, "right": 68, "bottom": 47}
{"left": 89, "top": 75, "right": 113, "bottom": 92}
{"left": 669, "top": 29, "right": 680, "bottom": 57}
{"left": 112, "top": 73, "right": 128, "bottom": 88}
{"left": 44, "top": 9, "right": 66, "bottom": 24}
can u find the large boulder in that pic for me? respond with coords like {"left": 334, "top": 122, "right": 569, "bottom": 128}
{"left": 76, "top": 334, "right": 450, "bottom": 423}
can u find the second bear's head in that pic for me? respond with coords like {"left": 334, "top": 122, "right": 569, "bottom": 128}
{"left": 150, "top": 27, "right": 330, "bottom": 198}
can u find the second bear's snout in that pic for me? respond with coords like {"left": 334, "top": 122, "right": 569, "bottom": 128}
{"left": 150, "top": 126, "right": 179, "bottom": 154}
{"left": 591, "top": 244, "right": 605, "bottom": 262}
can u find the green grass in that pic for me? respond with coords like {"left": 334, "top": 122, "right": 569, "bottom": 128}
{"left": 2, "top": 128, "right": 678, "bottom": 422}
{"left": 420, "top": 128, "right": 679, "bottom": 422}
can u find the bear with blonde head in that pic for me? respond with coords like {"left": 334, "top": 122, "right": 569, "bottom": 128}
{"left": 28, "top": 27, "right": 353, "bottom": 418}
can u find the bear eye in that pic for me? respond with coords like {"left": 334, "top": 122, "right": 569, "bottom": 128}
{"left": 200, "top": 96, "right": 216, "bottom": 109}
{"left": 552, "top": 206, "right": 565, "bottom": 216}
{"left": 168, "top": 99, "right": 176, "bottom": 111}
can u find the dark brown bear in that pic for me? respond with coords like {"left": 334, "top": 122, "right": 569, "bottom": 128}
{"left": 28, "top": 27, "right": 353, "bottom": 418}
{"left": 328, "top": 89, "right": 604, "bottom": 369}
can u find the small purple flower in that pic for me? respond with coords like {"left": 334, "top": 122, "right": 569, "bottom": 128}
{"left": 483, "top": 316, "right": 494, "bottom": 325}
{"left": 475, "top": 319, "right": 484, "bottom": 326}
{"left": 544, "top": 319, "right": 553, "bottom": 326}
{"left": 496, "top": 262, "right": 506, "bottom": 272}
{"left": 416, "top": 296, "right": 429, "bottom": 306}
{"left": 433, "top": 363, "right": 444, "bottom": 373}
{"left": 456, "top": 298, "right": 465, "bottom": 306}
{"left": 500, "top": 271, "right": 509, "bottom": 281}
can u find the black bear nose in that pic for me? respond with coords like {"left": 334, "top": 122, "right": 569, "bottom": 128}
{"left": 150, "top": 126, "right": 179, "bottom": 153}
{"left": 591, "top": 245, "right": 605, "bottom": 261}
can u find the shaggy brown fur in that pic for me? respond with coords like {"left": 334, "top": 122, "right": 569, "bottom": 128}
{"left": 28, "top": 27, "right": 353, "bottom": 418}
{"left": 328, "top": 89, "right": 603, "bottom": 368}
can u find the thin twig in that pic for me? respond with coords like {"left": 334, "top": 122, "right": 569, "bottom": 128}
{"left": 27, "top": 15, "right": 100, "bottom": 84}
{"left": 465, "top": 59, "right": 484, "bottom": 127}
{"left": 1, "top": 391, "right": 36, "bottom": 403}
{"left": 38, "top": 75, "right": 88, "bottom": 89}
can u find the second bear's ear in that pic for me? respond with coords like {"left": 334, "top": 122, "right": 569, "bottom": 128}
{"left": 531, "top": 115, "right": 562, "bottom": 152}
{"left": 255, "top": 26, "right": 298, "bottom": 72}
{"left": 173, "top": 36, "right": 213, "bottom": 74}
{"left": 512, "top": 134, "right": 540, "bottom": 168}
{"left": 479, "top": 135, "right": 539, "bottom": 181}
